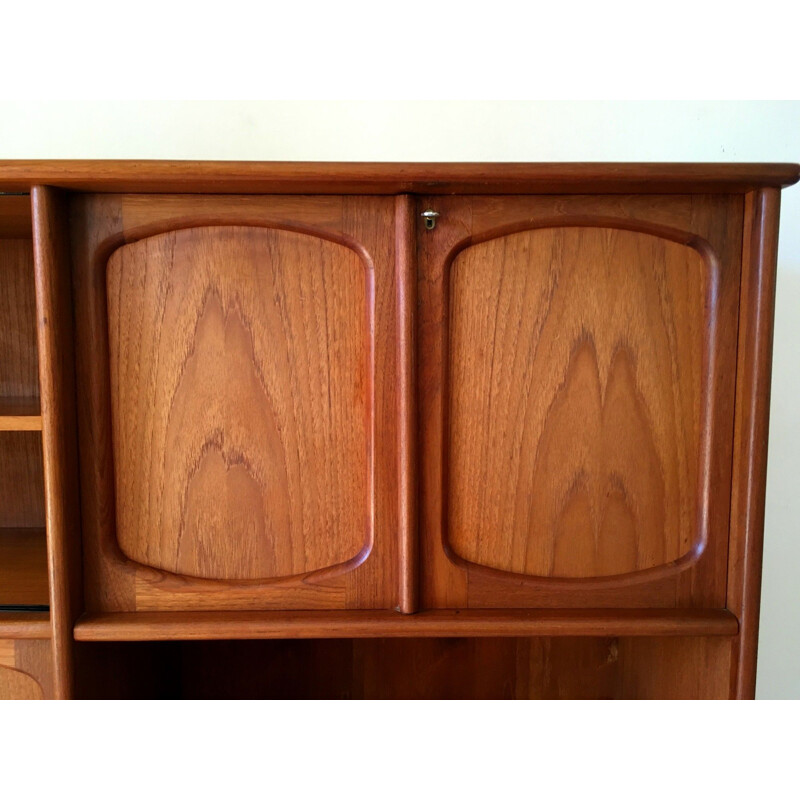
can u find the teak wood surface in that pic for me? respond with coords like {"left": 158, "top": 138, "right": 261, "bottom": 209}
{"left": 0, "top": 638, "right": 54, "bottom": 699}
{"left": 74, "top": 607, "right": 738, "bottom": 641}
{"left": 1, "top": 161, "right": 798, "bottom": 194}
{"left": 0, "top": 161, "right": 794, "bottom": 699}
{"left": 107, "top": 226, "right": 370, "bottom": 582}
{"left": 70, "top": 194, "right": 403, "bottom": 613}
{"left": 418, "top": 194, "right": 742, "bottom": 609}
{"left": 32, "top": 186, "right": 84, "bottom": 699}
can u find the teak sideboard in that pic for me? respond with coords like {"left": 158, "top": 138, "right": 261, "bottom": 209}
{"left": 0, "top": 161, "right": 797, "bottom": 699}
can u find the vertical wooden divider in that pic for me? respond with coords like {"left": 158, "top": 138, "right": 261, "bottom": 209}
{"left": 396, "top": 195, "right": 418, "bottom": 613}
{"left": 728, "top": 188, "right": 781, "bottom": 699}
{"left": 32, "top": 186, "right": 82, "bottom": 699}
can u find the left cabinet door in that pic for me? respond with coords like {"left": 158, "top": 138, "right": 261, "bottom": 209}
{"left": 69, "top": 194, "right": 404, "bottom": 612}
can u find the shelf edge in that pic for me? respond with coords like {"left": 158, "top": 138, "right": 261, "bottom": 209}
{"left": 0, "top": 612, "right": 52, "bottom": 640}
{"left": 73, "top": 608, "right": 740, "bottom": 642}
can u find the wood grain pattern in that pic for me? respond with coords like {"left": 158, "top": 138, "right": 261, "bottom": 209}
{"left": 0, "top": 528, "right": 48, "bottom": 606}
{"left": 32, "top": 186, "right": 84, "bottom": 699}
{"left": 419, "top": 194, "right": 743, "bottom": 608}
{"left": 0, "top": 638, "right": 53, "bottom": 699}
{"left": 0, "top": 161, "right": 798, "bottom": 194}
{"left": 727, "top": 189, "right": 782, "bottom": 699}
{"left": 107, "top": 226, "right": 369, "bottom": 581}
{"left": 449, "top": 226, "right": 707, "bottom": 579}
{"left": 0, "top": 195, "right": 32, "bottom": 238}
{"left": 71, "top": 194, "right": 401, "bottom": 611}
{"left": 0, "top": 612, "right": 51, "bottom": 638}
{"left": 0, "top": 237, "right": 39, "bottom": 399}
{"left": 395, "top": 196, "right": 418, "bottom": 612}
{"left": 618, "top": 636, "right": 734, "bottom": 699}
{"left": 0, "top": 662, "right": 44, "bottom": 699}
{"left": 0, "top": 432, "right": 45, "bottom": 528}
{"left": 73, "top": 608, "right": 738, "bottom": 641}
{"left": 0, "top": 164, "right": 793, "bottom": 700}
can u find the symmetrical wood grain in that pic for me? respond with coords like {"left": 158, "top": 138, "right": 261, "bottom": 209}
{"left": 449, "top": 226, "right": 707, "bottom": 579}
{"left": 107, "top": 226, "right": 369, "bottom": 581}
{"left": 419, "top": 195, "right": 743, "bottom": 608}
{"left": 5, "top": 163, "right": 791, "bottom": 699}
{"left": 70, "top": 194, "right": 401, "bottom": 612}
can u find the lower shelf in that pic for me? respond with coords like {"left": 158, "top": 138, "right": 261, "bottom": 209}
{"left": 73, "top": 608, "right": 739, "bottom": 641}
{"left": 73, "top": 636, "right": 739, "bottom": 699}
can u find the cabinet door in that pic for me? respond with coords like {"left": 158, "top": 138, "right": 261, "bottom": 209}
{"left": 418, "top": 195, "right": 743, "bottom": 608}
{"left": 70, "top": 195, "right": 403, "bottom": 611}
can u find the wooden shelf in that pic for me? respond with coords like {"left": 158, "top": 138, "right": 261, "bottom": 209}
{"left": 0, "top": 397, "right": 42, "bottom": 431}
{"left": 0, "top": 528, "right": 49, "bottom": 607}
{"left": 0, "top": 611, "right": 50, "bottom": 639}
{"left": 73, "top": 608, "right": 739, "bottom": 642}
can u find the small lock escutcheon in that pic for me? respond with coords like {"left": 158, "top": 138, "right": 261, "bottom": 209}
{"left": 421, "top": 209, "right": 440, "bottom": 230}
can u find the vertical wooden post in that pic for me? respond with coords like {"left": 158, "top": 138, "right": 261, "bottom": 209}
{"left": 32, "top": 186, "right": 82, "bottom": 699}
{"left": 396, "top": 195, "right": 418, "bottom": 613}
{"left": 728, "top": 188, "right": 781, "bottom": 699}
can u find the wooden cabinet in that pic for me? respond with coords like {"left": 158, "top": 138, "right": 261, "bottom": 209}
{"left": 418, "top": 194, "right": 742, "bottom": 609}
{"left": 0, "top": 161, "right": 797, "bottom": 699}
{"left": 69, "top": 194, "right": 402, "bottom": 612}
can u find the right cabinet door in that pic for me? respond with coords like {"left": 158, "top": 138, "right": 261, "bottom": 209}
{"left": 418, "top": 194, "right": 743, "bottom": 609}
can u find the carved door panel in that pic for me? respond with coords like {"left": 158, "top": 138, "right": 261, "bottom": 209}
{"left": 418, "top": 195, "right": 743, "bottom": 608}
{"left": 71, "top": 195, "right": 402, "bottom": 611}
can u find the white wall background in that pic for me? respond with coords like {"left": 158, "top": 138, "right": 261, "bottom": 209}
{"left": 1, "top": 100, "right": 797, "bottom": 698}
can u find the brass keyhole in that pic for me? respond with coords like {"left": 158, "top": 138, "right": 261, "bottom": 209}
{"left": 421, "top": 209, "right": 440, "bottom": 230}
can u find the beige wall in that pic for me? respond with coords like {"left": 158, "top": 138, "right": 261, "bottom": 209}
{"left": 2, "top": 100, "right": 797, "bottom": 697}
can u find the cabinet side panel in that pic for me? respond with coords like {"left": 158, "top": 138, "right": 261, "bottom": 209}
{"left": 727, "top": 189, "right": 781, "bottom": 699}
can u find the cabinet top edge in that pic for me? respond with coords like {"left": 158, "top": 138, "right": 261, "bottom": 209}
{"left": 0, "top": 160, "right": 798, "bottom": 194}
